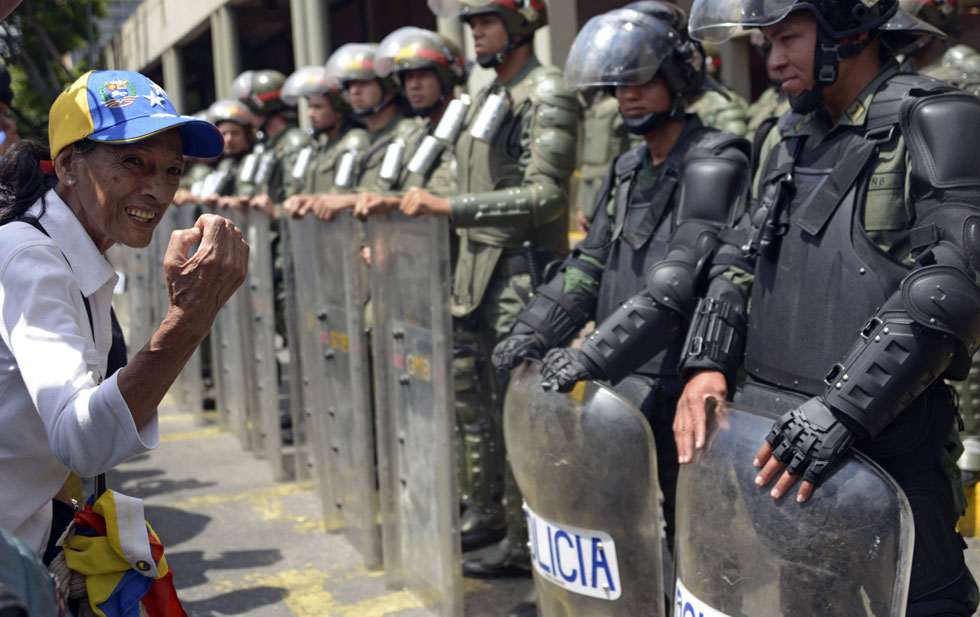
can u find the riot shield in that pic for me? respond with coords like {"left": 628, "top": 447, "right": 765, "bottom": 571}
{"left": 173, "top": 204, "right": 206, "bottom": 425}
{"left": 310, "top": 213, "right": 381, "bottom": 567}
{"left": 279, "top": 215, "right": 311, "bottom": 481}
{"left": 370, "top": 212, "right": 461, "bottom": 615}
{"left": 674, "top": 400, "right": 914, "bottom": 617}
{"left": 218, "top": 207, "right": 254, "bottom": 447}
{"left": 149, "top": 207, "right": 192, "bottom": 412}
{"left": 287, "top": 216, "right": 334, "bottom": 507}
{"left": 504, "top": 361, "right": 666, "bottom": 617}
{"left": 242, "top": 208, "right": 290, "bottom": 479}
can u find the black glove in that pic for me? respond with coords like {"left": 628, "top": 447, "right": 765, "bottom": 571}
{"left": 540, "top": 347, "right": 593, "bottom": 393}
{"left": 492, "top": 333, "right": 547, "bottom": 372}
{"left": 765, "top": 397, "right": 856, "bottom": 485}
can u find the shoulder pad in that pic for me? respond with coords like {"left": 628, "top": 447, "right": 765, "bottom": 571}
{"left": 613, "top": 142, "right": 648, "bottom": 177}
{"left": 282, "top": 127, "right": 312, "bottom": 150}
{"left": 689, "top": 128, "right": 751, "bottom": 159}
{"left": 592, "top": 92, "right": 622, "bottom": 119}
{"left": 529, "top": 66, "right": 579, "bottom": 111}
{"left": 902, "top": 90, "right": 980, "bottom": 189}
{"left": 395, "top": 117, "right": 422, "bottom": 139}
{"left": 341, "top": 127, "right": 370, "bottom": 153}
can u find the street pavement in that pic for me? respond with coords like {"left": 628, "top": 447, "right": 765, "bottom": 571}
{"left": 108, "top": 403, "right": 531, "bottom": 617}
{"left": 111, "top": 400, "right": 980, "bottom": 617}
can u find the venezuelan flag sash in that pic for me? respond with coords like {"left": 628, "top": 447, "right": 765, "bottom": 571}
{"left": 60, "top": 490, "right": 186, "bottom": 617}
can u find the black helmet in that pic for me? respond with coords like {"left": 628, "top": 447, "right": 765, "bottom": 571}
{"left": 565, "top": 5, "right": 705, "bottom": 134}
{"left": 688, "top": 0, "right": 922, "bottom": 112}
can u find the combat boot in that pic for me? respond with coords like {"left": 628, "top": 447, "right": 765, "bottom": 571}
{"left": 462, "top": 463, "right": 531, "bottom": 577}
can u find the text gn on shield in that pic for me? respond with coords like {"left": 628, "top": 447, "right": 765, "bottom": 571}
{"left": 524, "top": 503, "right": 622, "bottom": 600}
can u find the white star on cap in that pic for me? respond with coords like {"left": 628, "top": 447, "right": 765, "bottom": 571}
{"left": 149, "top": 82, "right": 167, "bottom": 97}
{"left": 143, "top": 91, "right": 166, "bottom": 107}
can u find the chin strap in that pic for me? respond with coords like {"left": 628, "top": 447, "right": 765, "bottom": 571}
{"left": 790, "top": 26, "right": 875, "bottom": 114}
{"left": 352, "top": 94, "right": 395, "bottom": 119}
{"left": 621, "top": 95, "right": 685, "bottom": 136}
{"left": 477, "top": 34, "right": 534, "bottom": 68}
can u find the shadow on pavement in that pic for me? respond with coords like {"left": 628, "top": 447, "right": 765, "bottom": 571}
{"left": 107, "top": 467, "right": 218, "bottom": 499}
{"left": 180, "top": 586, "right": 288, "bottom": 616}
{"left": 144, "top": 505, "right": 211, "bottom": 546}
{"left": 167, "top": 549, "right": 283, "bottom": 588}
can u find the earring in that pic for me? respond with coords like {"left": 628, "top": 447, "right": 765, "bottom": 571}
{"left": 65, "top": 175, "right": 75, "bottom": 186}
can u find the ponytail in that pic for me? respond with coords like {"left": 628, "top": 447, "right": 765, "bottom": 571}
{"left": 0, "top": 138, "right": 98, "bottom": 225}
{"left": 0, "top": 139, "right": 58, "bottom": 225}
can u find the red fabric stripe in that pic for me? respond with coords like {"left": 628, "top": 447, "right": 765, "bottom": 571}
{"left": 74, "top": 505, "right": 108, "bottom": 536}
{"left": 39, "top": 160, "right": 55, "bottom": 175}
{"left": 141, "top": 570, "right": 187, "bottom": 617}
{"left": 255, "top": 89, "right": 281, "bottom": 102}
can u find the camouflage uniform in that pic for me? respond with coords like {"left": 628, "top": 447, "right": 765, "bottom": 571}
{"left": 687, "top": 84, "right": 750, "bottom": 136}
{"left": 746, "top": 85, "right": 791, "bottom": 141}
{"left": 575, "top": 90, "right": 635, "bottom": 222}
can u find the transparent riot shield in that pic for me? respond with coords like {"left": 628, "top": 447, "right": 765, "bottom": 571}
{"left": 149, "top": 207, "right": 189, "bottom": 410}
{"left": 173, "top": 204, "right": 206, "bottom": 425}
{"left": 674, "top": 400, "right": 914, "bottom": 617}
{"left": 243, "top": 209, "right": 289, "bottom": 479}
{"left": 279, "top": 215, "right": 311, "bottom": 481}
{"left": 219, "top": 207, "right": 254, "bottom": 448}
{"left": 370, "top": 212, "right": 461, "bottom": 615}
{"left": 504, "top": 361, "right": 666, "bottom": 617}
{"left": 124, "top": 244, "right": 156, "bottom": 356}
{"left": 310, "top": 213, "right": 381, "bottom": 567}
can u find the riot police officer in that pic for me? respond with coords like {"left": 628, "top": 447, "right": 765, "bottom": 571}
{"left": 676, "top": 0, "right": 980, "bottom": 612}
{"left": 354, "top": 26, "right": 468, "bottom": 215}
{"left": 198, "top": 99, "right": 254, "bottom": 207}
{"left": 493, "top": 2, "right": 751, "bottom": 553}
{"left": 408, "top": 0, "right": 581, "bottom": 593}
{"left": 280, "top": 66, "right": 369, "bottom": 215}
{"left": 229, "top": 69, "right": 311, "bottom": 217}
{"left": 310, "top": 43, "right": 418, "bottom": 222}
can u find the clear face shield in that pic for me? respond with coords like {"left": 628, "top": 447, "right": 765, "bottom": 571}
{"left": 564, "top": 10, "right": 676, "bottom": 90}
{"left": 687, "top": 0, "right": 798, "bottom": 42}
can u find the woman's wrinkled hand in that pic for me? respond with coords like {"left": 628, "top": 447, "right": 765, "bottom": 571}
{"left": 163, "top": 214, "right": 249, "bottom": 341}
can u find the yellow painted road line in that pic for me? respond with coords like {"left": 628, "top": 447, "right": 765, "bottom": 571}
{"left": 159, "top": 426, "right": 225, "bottom": 443}
{"left": 159, "top": 412, "right": 195, "bottom": 424}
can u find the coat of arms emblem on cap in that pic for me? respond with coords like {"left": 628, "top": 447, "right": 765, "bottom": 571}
{"left": 101, "top": 79, "right": 138, "bottom": 108}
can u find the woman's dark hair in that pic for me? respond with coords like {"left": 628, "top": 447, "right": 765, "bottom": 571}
{"left": 0, "top": 138, "right": 97, "bottom": 225}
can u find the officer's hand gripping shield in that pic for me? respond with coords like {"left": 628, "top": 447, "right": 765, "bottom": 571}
{"left": 307, "top": 212, "right": 382, "bottom": 568}
{"left": 504, "top": 361, "right": 666, "bottom": 617}
{"left": 369, "top": 212, "right": 462, "bottom": 616}
{"left": 674, "top": 399, "right": 914, "bottom": 617}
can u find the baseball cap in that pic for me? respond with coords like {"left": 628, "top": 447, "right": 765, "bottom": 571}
{"left": 48, "top": 70, "right": 224, "bottom": 161}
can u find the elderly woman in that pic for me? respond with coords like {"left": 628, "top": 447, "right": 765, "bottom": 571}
{"left": 0, "top": 70, "right": 249, "bottom": 558}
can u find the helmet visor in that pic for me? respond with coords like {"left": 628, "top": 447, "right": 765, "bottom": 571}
{"left": 688, "top": 0, "right": 798, "bottom": 43}
{"left": 282, "top": 66, "right": 331, "bottom": 105}
{"left": 564, "top": 10, "right": 676, "bottom": 89}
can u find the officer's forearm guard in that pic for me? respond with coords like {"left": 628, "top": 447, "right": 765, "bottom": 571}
{"left": 579, "top": 294, "right": 683, "bottom": 384}
{"left": 823, "top": 265, "right": 980, "bottom": 440}
{"left": 679, "top": 295, "right": 747, "bottom": 384}
{"left": 448, "top": 183, "right": 565, "bottom": 228}
{"left": 578, "top": 255, "right": 698, "bottom": 384}
{"left": 512, "top": 276, "right": 594, "bottom": 350}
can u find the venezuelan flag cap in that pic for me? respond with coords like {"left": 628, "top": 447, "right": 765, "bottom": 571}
{"left": 48, "top": 70, "right": 224, "bottom": 161}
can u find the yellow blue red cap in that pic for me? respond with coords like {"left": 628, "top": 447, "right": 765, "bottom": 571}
{"left": 48, "top": 70, "right": 224, "bottom": 161}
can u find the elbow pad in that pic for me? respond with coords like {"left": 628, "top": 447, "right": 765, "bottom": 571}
{"left": 449, "top": 183, "right": 565, "bottom": 228}
{"left": 823, "top": 305, "right": 957, "bottom": 440}
{"left": 579, "top": 254, "right": 698, "bottom": 384}
{"left": 903, "top": 264, "right": 980, "bottom": 353}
